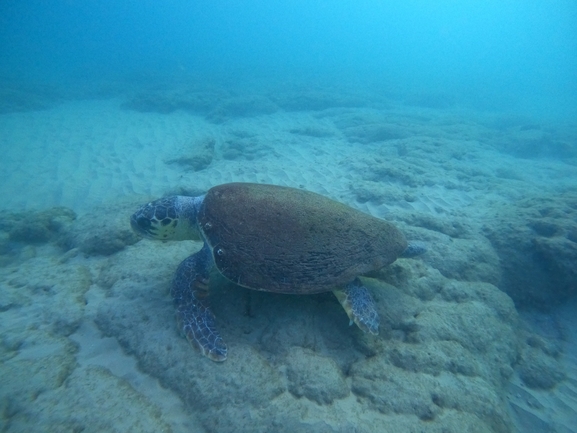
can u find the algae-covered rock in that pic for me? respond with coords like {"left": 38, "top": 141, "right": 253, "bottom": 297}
{"left": 165, "top": 137, "right": 215, "bottom": 172}
{"left": 344, "top": 123, "right": 408, "bottom": 144}
{"left": 0, "top": 336, "right": 78, "bottom": 426}
{"left": 483, "top": 193, "right": 577, "bottom": 307}
{"left": 496, "top": 125, "right": 576, "bottom": 159}
{"left": 271, "top": 90, "right": 365, "bottom": 111}
{"left": 0, "top": 256, "right": 89, "bottom": 430}
{"left": 91, "top": 234, "right": 521, "bottom": 432}
{"left": 0, "top": 206, "right": 76, "bottom": 244}
{"left": 221, "top": 134, "right": 272, "bottom": 161}
{"left": 285, "top": 347, "right": 349, "bottom": 404}
{"left": 95, "top": 244, "right": 285, "bottom": 417}
{"left": 517, "top": 342, "right": 565, "bottom": 390}
{"left": 378, "top": 224, "right": 501, "bottom": 286}
{"left": 206, "top": 95, "right": 278, "bottom": 123}
{"left": 61, "top": 201, "right": 140, "bottom": 256}
{"left": 348, "top": 275, "right": 518, "bottom": 432}
{"left": 289, "top": 125, "right": 335, "bottom": 138}
{"left": 96, "top": 287, "right": 287, "bottom": 409}
{"left": 4, "top": 362, "right": 176, "bottom": 433}
{"left": 0, "top": 256, "right": 92, "bottom": 336}
{"left": 0, "top": 85, "right": 58, "bottom": 114}
{"left": 351, "top": 359, "right": 441, "bottom": 421}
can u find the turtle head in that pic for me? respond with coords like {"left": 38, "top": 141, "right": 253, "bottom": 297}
{"left": 130, "top": 195, "right": 204, "bottom": 241}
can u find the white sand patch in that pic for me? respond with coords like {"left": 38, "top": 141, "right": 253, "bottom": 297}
{"left": 1, "top": 99, "right": 574, "bottom": 219}
{"left": 0, "top": 100, "right": 442, "bottom": 214}
{"left": 0, "top": 100, "right": 217, "bottom": 210}
{"left": 356, "top": 185, "right": 476, "bottom": 218}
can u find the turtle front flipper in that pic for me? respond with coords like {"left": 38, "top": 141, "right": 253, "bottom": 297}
{"left": 172, "top": 243, "right": 227, "bottom": 362}
{"left": 333, "top": 278, "right": 379, "bottom": 335}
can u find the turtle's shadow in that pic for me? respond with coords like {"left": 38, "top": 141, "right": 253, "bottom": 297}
{"left": 209, "top": 273, "right": 379, "bottom": 367}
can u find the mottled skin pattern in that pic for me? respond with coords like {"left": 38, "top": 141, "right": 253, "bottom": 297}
{"left": 172, "top": 244, "right": 227, "bottom": 360}
{"left": 334, "top": 278, "right": 379, "bottom": 334}
{"left": 131, "top": 183, "right": 412, "bottom": 362}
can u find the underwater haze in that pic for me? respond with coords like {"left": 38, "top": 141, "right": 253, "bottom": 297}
{"left": 1, "top": 1, "right": 577, "bottom": 433}
{"left": 1, "top": 0, "right": 576, "bottom": 119}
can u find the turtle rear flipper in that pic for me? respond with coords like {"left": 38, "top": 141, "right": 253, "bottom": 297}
{"left": 333, "top": 278, "right": 379, "bottom": 335}
{"left": 172, "top": 244, "right": 227, "bottom": 362}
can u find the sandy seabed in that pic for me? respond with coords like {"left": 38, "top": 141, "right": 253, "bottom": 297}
{"left": 1, "top": 91, "right": 576, "bottom": 432}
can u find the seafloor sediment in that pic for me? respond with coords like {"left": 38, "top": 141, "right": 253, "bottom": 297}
{"left": 0, "top": 85, "right": 575, "bottom": 432}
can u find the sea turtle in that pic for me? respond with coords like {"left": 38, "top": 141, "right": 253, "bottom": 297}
{"left": 130, "top": 182, "right": 424, "bottom": 362}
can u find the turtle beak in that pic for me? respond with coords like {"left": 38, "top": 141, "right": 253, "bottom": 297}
{"left": 130, "top": 205, "right": 157, "bottom": 238}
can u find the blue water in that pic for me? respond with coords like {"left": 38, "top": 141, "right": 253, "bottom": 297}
{"left": 1, "top": 2, "right": 577, "bottom": 433}
{"left": 1, "top": 0, "right": 576, "bottom": 120}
